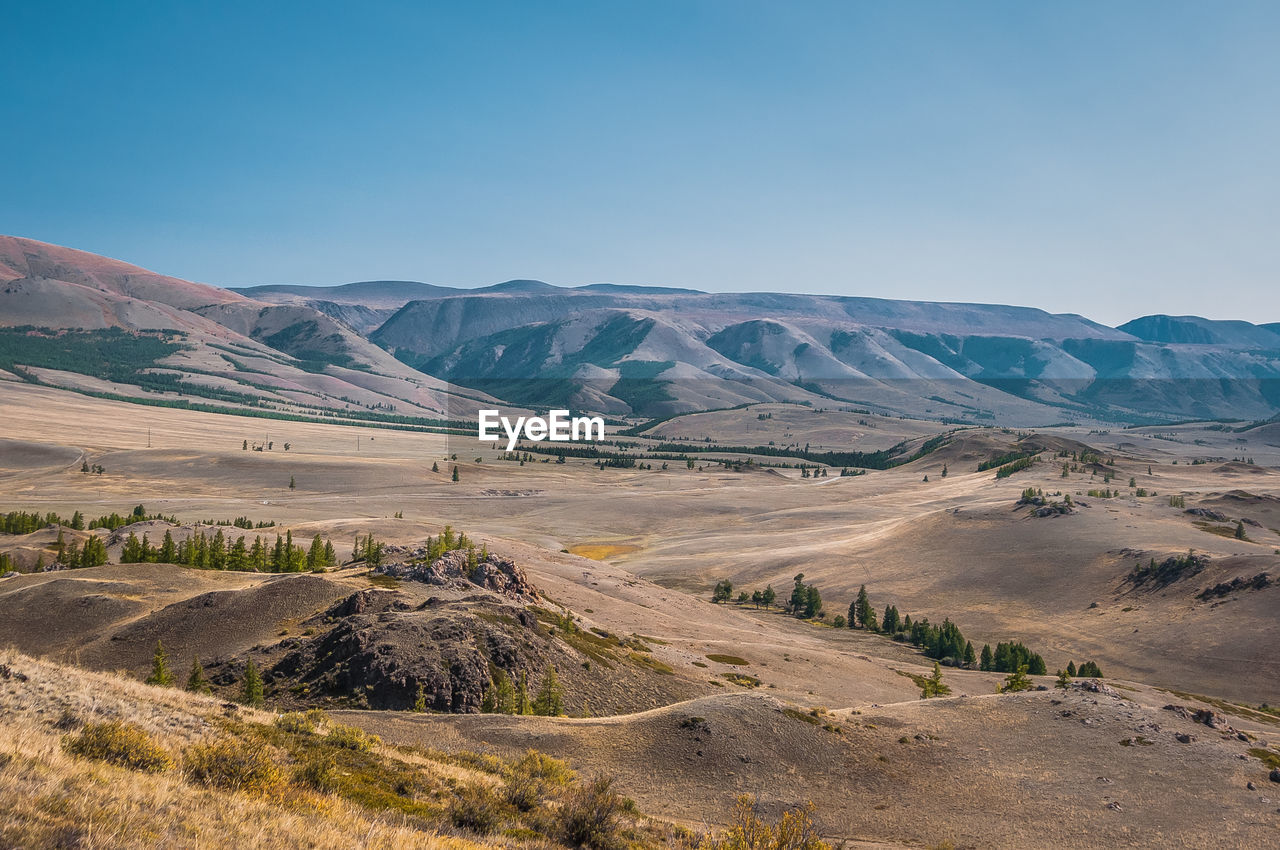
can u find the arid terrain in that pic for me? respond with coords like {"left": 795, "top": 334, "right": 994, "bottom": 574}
{"left": 3, "top": 376, "right": 1279, "bottom": 848}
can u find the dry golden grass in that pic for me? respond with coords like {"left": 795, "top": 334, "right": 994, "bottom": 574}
{"left": 0, "top": 651, "right": 495, "bottom": 849}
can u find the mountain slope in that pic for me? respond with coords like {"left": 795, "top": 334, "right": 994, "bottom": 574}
{"left": 0, "top": 236, "right": 486, "bottom": 420}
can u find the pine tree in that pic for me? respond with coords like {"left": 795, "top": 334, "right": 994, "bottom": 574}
{"left": 186, "top": 656, "right": 211, "bottom": 693}
{"left": 920, "top": 661, "right": 950, "bottom": 698}
{"left": 145, "top": 640, "right": 173, "bottom": 687}
{"left": 412, "top": 682, "right": 428, "bottom": 712}
{"left": 159, "top": 530, "right": 176, "bottom": 564}
{"left": 240, "top": 658, "right": 264, "bottom": 707}
{"left": 1055, "top": 669, "right": 1071, "bottom": 690}
{"left": 487, "top": 669, "right": 515, "bottom": 714}
{"left": 853, "top": 585, "right": 873, "bottom": 629}
{"left": 1077, "top": 660, "right": 1103, "bottom": 678}
{"left": 289, "top": 476, "right": 296, "bottom": 490}
{"left": 1234, "top": 520, "right": 1246, "bottom": 540}
{"left": 532, "top": 666, "right": 564, "bottom": 716}
{"left": 515, "top": 672, "right": 532, "bottom": 715}
{"left": 1065, "top": 660, "right": 1077, "bottom": 677}
{"left": 432, "top": 461, "right": 439, "bottom": 473}
{"left": 999, "top": 665, "right": 1033, "bottom": 693}
{"left": 452, "top": 465, "right": 460, "bottom": 482}
{"left": 307, "top": 535, "right": 325, "bottom": 571}
{"left": 980, "top": 643, "right": 994, "bottom": 672}
{"left": 761, "top": 585, "right": 776, "bottom": 608}
{"left": 963, "top": 641, "right": 977, "bottom": 668}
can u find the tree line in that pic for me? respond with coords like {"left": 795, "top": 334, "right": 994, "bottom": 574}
{"left": 120, "top": 528, "right": 338, "bottom": 573}
{"left": 712, "top": 579, "right": 1104, "bottom": 678}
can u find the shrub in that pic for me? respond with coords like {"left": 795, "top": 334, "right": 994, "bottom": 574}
{"left": 293, "top": 753, "right": 338, "bottom": 792}
{"left": 557, "top": 777, "right": 628, "bottom": 850}
{"left": 62, "top": 721, "right": 172, "bottom": 772}
{"left": 275, "top": 709, "right": 328, "bottom": 735}
{"left": 326, "top": 723, "right": 380, "bottom": 752}
{"left": 502, "top": 749, "right": 575, "bottom": 810}
{"left": 183, "top": 738, "right": 283, "bottom": 794}
{"left": 510, "top": 749, "right": 575, "bottom": 786}
{"left": 448, "top": 783, "right": 506, "bottom": 834}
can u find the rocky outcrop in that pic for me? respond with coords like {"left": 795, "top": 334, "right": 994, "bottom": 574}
{"left": 270, "top": 593, "right": 544, "bottom": 712}
{"left": 376, "top": 548, "right": 538, "bottom": 600}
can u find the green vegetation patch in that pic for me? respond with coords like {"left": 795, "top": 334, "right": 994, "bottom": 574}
{"left": 705, "top": 654, "right": 749, "bottom": 666}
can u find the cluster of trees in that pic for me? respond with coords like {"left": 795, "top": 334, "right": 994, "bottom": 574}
{"left": 145, "top": 640, "right": 261, "bottom": 706}
{"left": 120, "top": 528, "right": 337, "bottom": 573}
{"left": 1127, "top": 550, "right": 1207, "bottom": 589}
{"left": 788, "top": 574, "right": 823, "bottom": 618}
{"left": 979, "top": 641, "right": 1047, "bottom": 675}
{"left": 848, "top": 586, "right": 1065, "bottom": 675}
{"left": 0, "top": 552, "right": 13, "bottom": 573}
{"left": 422, "top": 525, "right": 477, "bottom": 562}
{"left": 713, "top": 574, "right": 820, "bottom": 620}
{"left": 994, "top": 455, "right": 1037, "bottom": 478}
{"left": 480, "top": 666, "right": 565, "bottom": 716}
{"left": 1, "top": 510, "right": 79, "bottom": 535}
{"left": 1064, "top": 660, "right": 1103, "bottom": 678}
{"left": 977, "top": 450, "right": 1033, "bottom": 472}
{"left": 352, "top": 533, "right": 386, "bottom": 568}
{"left": 200, "top": 516, "right": 276, "bottom": 529}
{"left": 714, "top": 580, "right": 779, "bottom": 610}
{"left": 54, "top": 530, "right": 109, "bottom": 568}
{"left": 87, "top": 506, "right": 179, "bottom": 530}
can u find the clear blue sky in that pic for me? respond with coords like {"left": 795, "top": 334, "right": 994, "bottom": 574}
{"left": 2, "top": 1, "right": 1277, "bottom": 325}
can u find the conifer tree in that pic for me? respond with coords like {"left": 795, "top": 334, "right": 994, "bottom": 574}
{"left": 487, "top": 669, "right": 515, "bottom": 714}
{"left": 963, "top": 641, "right": 977, "bottom": 668}
{"left": 515, "top": 672, "right": 532, "bottom": 715}
{"left": 761, "top": 585, "right": 776, "bottom": 608}
{"left": 980, "top": 643, "right": 994, "bottom": 672}
{"left": 1055, "top": 669, "right": 1071, "bottom": 690}
{"left": 452, "top": 465, "right": 460, "bottom": 482}
{"left": 413, "top": 682, "right": 428, "bottom": 712}
{"left": 240, "top": 658, "right": 264, "bottom": 707}
{"left": 432, "top": 461, "right": 439, "bottom": 473}
{"left": 532, "top": 666, "right": 564, "bottom": 716}
{"left": 920, "top": 661, "right": 950, "bottom": 698}
{"left": 999, "top": 665, "right": 1033, "bottom": 693}
{"left": 186, "top": 656, "right": 211, "bottom": 693}
{"left": 853, "top": 585, "right": 874, "bottom": 629}
{"left": 1066, "top": 660, "right": 1077, "bottom": 677}
{"left": 145, "top": 640, "right": 173, "bottom": 687}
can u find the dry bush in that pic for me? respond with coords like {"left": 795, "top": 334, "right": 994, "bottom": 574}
{"left": 61, "top": 720, "right": 173, "bottom": 773}
{"left": 448, "top": 783, "right": 507, "bottom": 834}
{"left": 276, "top": 709, "right": 328, "bottom": 735}
{"left": 326, "top": 722, "right": 381, "bottom": 752}
{"left": 502, "top": 748, "right": 576, "bottom": 811}
{"left": 556, "top": 776, "right": 629, "bottom": 850}
{"left": 293, "top": 753, "right": 339, "bottom": 793}
{"left": 706, "top": 795, "right": 828, "bottom": 850}
{"left": 183, "top": 737, "right": 284, "bottom": 795}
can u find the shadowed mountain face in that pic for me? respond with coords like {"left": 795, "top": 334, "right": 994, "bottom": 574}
{"left": 4, "top": 235, "right": 1280, "bottom": 424}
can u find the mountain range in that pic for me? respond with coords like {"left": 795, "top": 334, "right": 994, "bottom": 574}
{"left": 3, "top": 235, "right": 1280, "bottom": 426}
